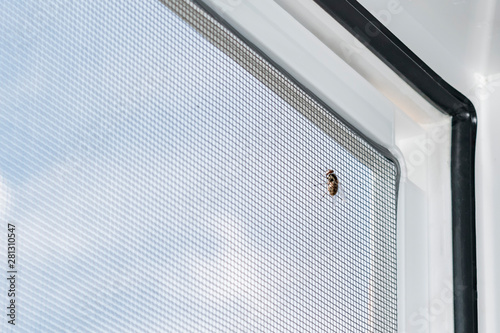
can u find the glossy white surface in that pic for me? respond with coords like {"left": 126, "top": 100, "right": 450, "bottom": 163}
{"left": 357, "top": 1, "right": 500, "bottom": 332}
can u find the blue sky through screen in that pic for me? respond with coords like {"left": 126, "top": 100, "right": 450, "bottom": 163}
{"left": 0, "top": 0, "right": 374, "bottom": 332}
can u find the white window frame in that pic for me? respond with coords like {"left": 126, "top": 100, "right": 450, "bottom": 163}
{"left": 198, "top": 0, "right": 455, "bottom": 331}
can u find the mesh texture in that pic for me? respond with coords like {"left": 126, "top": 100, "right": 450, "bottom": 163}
{"left": 0, "top": 0, "right": 397, "bottom": 331}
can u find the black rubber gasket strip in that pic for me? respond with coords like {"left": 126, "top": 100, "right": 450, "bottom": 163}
{"left": 312, "top": 1, "right": 478, "bottom": 332}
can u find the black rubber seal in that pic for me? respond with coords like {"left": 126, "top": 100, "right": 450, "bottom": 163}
{"left": 312, "top": 1, "right": 478, "bottom": 332}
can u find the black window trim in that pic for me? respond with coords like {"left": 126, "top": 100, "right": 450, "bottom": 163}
{"left": 312, "top": 1, "right": 478, "bottom": 332}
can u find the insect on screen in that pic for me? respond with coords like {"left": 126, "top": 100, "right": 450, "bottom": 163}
{"left": 0, "top": 0, "right": 398, "bottom": 332}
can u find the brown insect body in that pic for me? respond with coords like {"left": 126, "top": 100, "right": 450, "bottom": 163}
{"left": 326, "top": 170, "right": 339, "bottom": 197}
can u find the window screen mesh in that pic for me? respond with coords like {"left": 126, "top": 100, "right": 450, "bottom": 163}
{"left": 0, "top": 0, "right": 397, "bottom": 332}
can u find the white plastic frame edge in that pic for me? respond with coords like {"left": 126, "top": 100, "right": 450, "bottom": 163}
{"left": 197, "top": 0, "right": 454, "bottom": 331}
